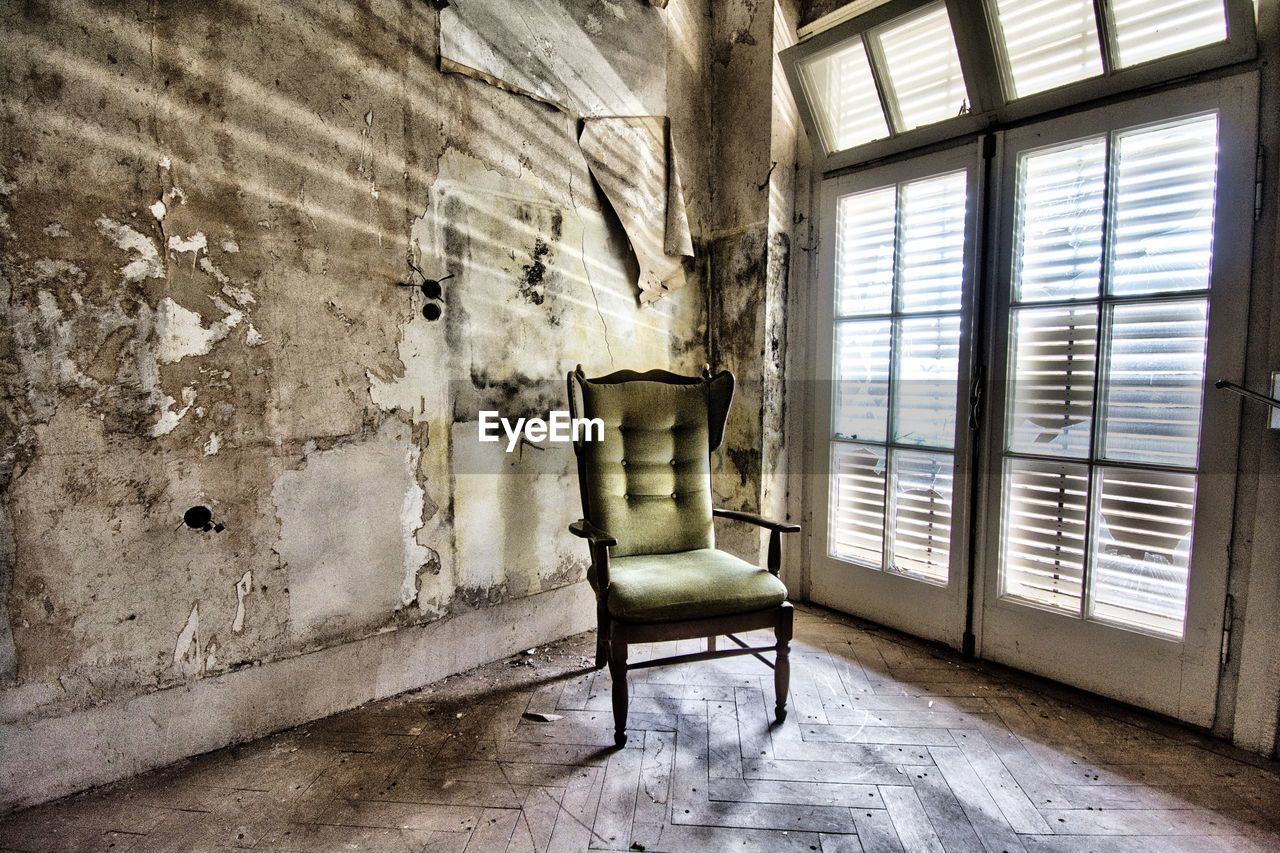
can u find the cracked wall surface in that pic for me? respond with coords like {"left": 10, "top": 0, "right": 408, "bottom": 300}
{"left": 0, "top": 0, "right": 719, "bottom": 771}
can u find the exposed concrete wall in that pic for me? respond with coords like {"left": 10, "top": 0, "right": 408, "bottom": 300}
{"left": 0, "top": 0, "right": 737, "bottom": 810}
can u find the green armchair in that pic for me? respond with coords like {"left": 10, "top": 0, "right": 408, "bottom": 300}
{"left": 567, "top": 366, "right": 800, "bottom": 747}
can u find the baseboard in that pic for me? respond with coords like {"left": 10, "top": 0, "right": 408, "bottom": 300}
{"left": 0, "top": 581, "right": 596, "bottom": 814}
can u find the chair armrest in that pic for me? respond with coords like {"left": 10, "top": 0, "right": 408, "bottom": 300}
{"left": 713, "top": 508, "right": 801, "bottom": 534}
{"left": 569, "top": 519, "right": 618, "bottom": 547}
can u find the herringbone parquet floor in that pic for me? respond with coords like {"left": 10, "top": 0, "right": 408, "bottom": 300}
{"left": 2, "top": 604, "right": 1278, "bottom": 852}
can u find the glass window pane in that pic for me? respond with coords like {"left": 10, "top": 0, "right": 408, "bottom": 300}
{"left": 899, "top": 171, "right": 968, "bottom": 312}
{"left": 1000, "top": 458, "right": 1088, "bottom": 613}
{"left": 990, "top": 0, "right": 1104, "bottom": 98}
{"left": 799, "top": 37, "right": 891, "bottom": 153}
{"left": 1100, "top": 300, "right": 1208, "bottom": 466}
{"left": 835, "top": 319, "right": 891, "bottom": 442}
{"left": 1089, "top": 467, "right": 1195, "bottom": 638}
{"left": 1013, "top": 138, "right": 1106, "bottom": 303}
{"left": 894, "top": 315, "right": 961, "bottom": 448}
{"left": 1109, "top": 114, "right": 1219, "bottom": 296}
{"left": 1110, "top": 0, "right": 1228, "bottom": 68}
{"left": 831, "top": 442, "right": 887, "bottom": 567}
{"left": 889, "top": 449, "right": 953, "bottom": 582}
{"left": 837, "top": 186, "right": 896, "bottom": 316}
{"left": 1008, "top": 305, "right": 1098, "bottom": 458}
{"left": 872, "top": 2, "right": 969, "bottom": 131}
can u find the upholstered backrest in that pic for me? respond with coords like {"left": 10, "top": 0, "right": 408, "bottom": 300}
{"left": 572, "top": 370, "right": 733, "bottom": 558}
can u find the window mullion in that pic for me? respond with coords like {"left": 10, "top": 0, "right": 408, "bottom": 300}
{"left": 863, "top": 33, "right": 902, "bottom": 137}
{"left": 1080, "top": 131, "right": 1119, "bottom": 622}
{"left": 947, "top": 0, "right": 1008, "bottom": 112}
{"left": 1091, "top": 0, "right": 1120, "bottom": 76}
{"left": 882, "top": 183, "right": 908, "bottom": 572}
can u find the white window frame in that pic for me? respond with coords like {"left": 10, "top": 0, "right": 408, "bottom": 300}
{"left": 781, "top": 0, "right": 1258, "bottom": 174}
{"left": 971, "top": 74, "right": 1257, "bottom": 724}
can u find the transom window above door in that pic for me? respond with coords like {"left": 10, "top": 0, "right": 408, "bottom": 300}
{"left": 781, "top": 0, "right": 1255, "bottom": 171}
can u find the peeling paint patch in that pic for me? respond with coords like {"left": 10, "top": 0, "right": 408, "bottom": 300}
{"left": 151, "top": 386, "right": 196, "bottom": 437}
{"left": 43, "top": 222, "right": 70, "bottom": 238}
{"left": 203, "top": 432, "right": 220, "bottom": 455}
{"left": 173, "top": 603, "right": 201, "bottom": 676}
{"left": 96, "top": 216, "right": 164, "bottom": 282}
{"left": 220, "top": 284, "right": 256, "bottom": 307}
{"left": 399, "top": 448, "right": 427, "bottom": 608}
{"left": 232, "top": 570, "right": 252, "bottom": 633}
{"left": 220, "top": 239, "right": 239, "bottom": 253}
{"left": 245, "top": 325, "right": 264, "bottom": 347}
{"left": 155, "top": 297, "right": 238, "bottom": 363}
{"left": 167, "top": 231, "right": 207, "bottom": 266}
{"left": 149, "top": 201, "right": 166, "bottom": 222}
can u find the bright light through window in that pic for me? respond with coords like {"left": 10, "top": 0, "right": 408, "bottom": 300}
{"left": 871, "top": 2, "right": 969, "bottom": 131}
{"left": 798, "top": 38, "right": 890, "bottom": 152}
{"left": 1110, "top": 0, "right": 1228, "bottom": 68}
{"left": 990, "top": 0, "right": 1104, "bottom": 98}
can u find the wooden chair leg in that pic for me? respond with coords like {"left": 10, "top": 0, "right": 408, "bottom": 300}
{"left": 595, "top": 601, "right": 610, "bottom": 671}
{"left": 608, "top": 633, "right": 629, "bottom": 748}
{"left": 706, "top": 635, "right": 717, "bottom": 652}
{"left": 774, "top": 603, "right": 793, "bottom": 724}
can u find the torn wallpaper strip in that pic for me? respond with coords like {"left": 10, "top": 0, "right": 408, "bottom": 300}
{"left": 579, "top": 116, "right": 693, "bottom": 304}
{"left": 438, "top": 0, "right": 666, "bottom": 118}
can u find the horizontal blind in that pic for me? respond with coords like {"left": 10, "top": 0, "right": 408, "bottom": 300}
{"left": 1001, "top": 458, "right": 1088, "bottom": 612}
{"left": 799, "top": 38, "right": 889, "bottom": 152}
{"left": 1089, "top": 467, "right": 1196, "bottom": 637}
{"left": 837, "top": 187, "right": 896, "bottom": 316}
{"left": 898, "top": 172, "right": 968, "bottom": 312}
{"left": 1013, "top": 139, "right": 1106, "bottom": 303}
{"left": 872, "top": 2, "right": 968, "bottom": 132}
{"left": 1007, "top": 306, "right": 1098, "bottom": 458}
{"left": 890, "top": 450, "right": 953, "bottom": 581}
{"left": 989, "top": 0, "right": 1103, "bottom": 98}
{"left": 895, "top": 315, "right": 961, "bottom": 448}
{"left": 835, "top": 319, "right": 891, "bottom": 442}
{"left": 831, "top": 442, "right": 888, "bottom": 567}
{"left": 1108, "top": 114, "right": 1219, "bottom": 296}
{"left": 1109, "top": 0, "right": 1228, "bottom": 69}
{"left": 1100, "top": 300, "right": 1208, "bottom": 467}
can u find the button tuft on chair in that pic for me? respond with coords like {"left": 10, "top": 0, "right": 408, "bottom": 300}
{"left": 670, "top": 492, "right": 678, "bottom": 499}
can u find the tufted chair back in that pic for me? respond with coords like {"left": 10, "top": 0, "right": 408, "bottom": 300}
{"left": 568, "top": 368, "right": 734, "bottom": 558}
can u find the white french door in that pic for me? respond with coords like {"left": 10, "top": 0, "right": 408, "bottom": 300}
{"left": 809, "top": 144, "right": 981, "bottom": 647}
{"left": 809, "top": 75, "right": 1257, "bottom": 724}
{"left": 976, "top": 77, "right": 1257, "bottom": 725}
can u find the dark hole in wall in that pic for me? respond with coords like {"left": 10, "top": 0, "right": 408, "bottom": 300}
{"left": 183, "top": 505, "right": 225, "bottom": 533}
{"left": 183, "top": 506, "right": 212, "bottom": 529}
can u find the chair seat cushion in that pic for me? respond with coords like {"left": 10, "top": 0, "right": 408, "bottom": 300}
{"left": 597, "top": 548, "right": 788, "bottom": 623}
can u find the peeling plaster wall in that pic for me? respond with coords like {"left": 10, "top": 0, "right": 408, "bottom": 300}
{"left": 0, "top": 0, "right": 721, "bottom": 809}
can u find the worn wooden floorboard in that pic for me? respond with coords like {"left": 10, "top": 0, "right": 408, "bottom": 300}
{"left": 1, "top": 603, "right": 1277, "bottom": 852}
